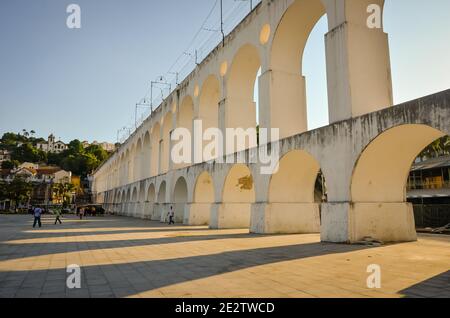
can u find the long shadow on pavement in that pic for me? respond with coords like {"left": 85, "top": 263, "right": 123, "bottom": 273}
{"left": 0, "top": 242, "right": 371, "bottom": 298}
{"left": 400, "top": 271, "right": 450, "bottom": 298}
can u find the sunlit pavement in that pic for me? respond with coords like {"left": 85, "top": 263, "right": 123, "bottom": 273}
{"left": 0, "top": 214, "right": 448, "bottom": 298}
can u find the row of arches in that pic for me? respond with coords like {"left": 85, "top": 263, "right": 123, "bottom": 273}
{"left": 97, "top": 0, "right": 395, "bottom": 192}
{"left": 115, "top": 121, "right": 443, "bottom": 219}
{"left": 104, "top": 122, "right": 449, "bottom": 242}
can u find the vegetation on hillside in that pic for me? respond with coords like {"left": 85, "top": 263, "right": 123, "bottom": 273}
{"left": 1, "top": 131, "right": 112, "bottom": 177}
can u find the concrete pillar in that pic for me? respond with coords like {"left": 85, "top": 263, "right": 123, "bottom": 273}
{"left": 159, "top": 203, "right": 170, "bottom": 223}
{"left": 173, "top": 202, "right": 185, "bottom": 223}
{"left": 152, "top": 203, "right": 161, "bottom": 221}
{"left": 184, "top": 203, "right": 211, "bottom": 226}
{"left": 323, "top": 0, "right": 393, "bottom": 123}
{"left": 142, "top": 202, "right": 151, "bottom": 219}
{"left": 251, "top": 202, "right": 320, "bottom": 234}
{"left": 136, "top": 202, "right": 144, "bottom": 219}
{"left": 258, "top": 70, "right": 308, "bottom": 140}
{"left": 321, "top": 202, "right": 417, "bottom": 243}
{"left": 210, "top": 203, "right": 251, "bottom": 229}
{"left": 129, "top": 203, "right": 134, "bottom": 217}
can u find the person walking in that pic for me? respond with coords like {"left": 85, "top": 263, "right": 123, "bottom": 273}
{"left": 79, "top": 207, "right": 85, "bottom": 220}
{"left": 33, "top": 206, "right": 43, "bottom": 228}
{"left": 168, "top": 206, "right": 175, "bottom": 225}
{"left": 53, "top": 206, "right": 62, "bottom": 225}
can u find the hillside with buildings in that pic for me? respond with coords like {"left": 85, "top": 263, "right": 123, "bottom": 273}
{"left": 0, "top": 131, "right": 117, "bottom": 211}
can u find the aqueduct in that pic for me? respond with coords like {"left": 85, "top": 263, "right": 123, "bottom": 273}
{"left": 92, "top": 0, "right": 450, "bottom": 243}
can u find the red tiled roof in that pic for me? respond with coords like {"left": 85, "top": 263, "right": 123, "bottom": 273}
{"left": 36, "top": 167, "right": 62, "bottom": 176}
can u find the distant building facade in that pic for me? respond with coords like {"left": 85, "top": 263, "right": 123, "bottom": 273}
{"left": 0, "top": 164, "right": 71, "bottom": 184}
{"left": 408, "top": 155, "right": 450, "bottom": 204}
{"left": 37, "top": 134, "right": 68, "bottom": 153}
{"left": 82, "top": 140, "right": 116, "bottom": 152}
{"left": 0, "top": 164, "right": 73, "bottom": 209}
{"left": 407, "top": 156, "right": 450, "bottom": 228}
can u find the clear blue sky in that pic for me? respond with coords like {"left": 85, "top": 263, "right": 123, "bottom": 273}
{"left": 0, "top": 0, "right": 449, "bottom": 143}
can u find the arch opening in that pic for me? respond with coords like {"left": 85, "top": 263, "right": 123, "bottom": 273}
{"left": 147, "top": 184, "right": 156, "bottom": 203}
{"left": 150, "top": 123, "right": 161, "bottom": 177}
{"left": 157, "top": 181, "right": 167, "bottom": 204}
{"left": 262, "top": 150, "right": 326, "bottom": 234}
{"left": 189, "top": 171, "right": 215, "bottom": 225}
{"left": 226, "top": 44, "right": 260, "bottom": 154}
{"left": 176, "top": 96, "right": 194, "bottom": 168}
{"left": 146, "top": 183, "right": 157, "bottom": 220}
{"left": 215, "top": 164, "right": 255, "bottom": 229}
{"left": 407, "top": 135, "right": 450, "bottom": 229}
{"left": 266, "top": 0, "right": 327, "bottom": 139}
{"left": 142, "top": 132, "right": 151, "bottom": 179}
{"left": 125, "top": 150, "right": 131, "bottom": 184}
{"left": 303, "top": 15, "right": 329, "bottom": 130}
{"left": 161, "top": 113, "right": 173, "bottom": 174}
{"left": 130, "top": 147, "right": 136, "bottom": 184}
{"left": 350, "top": 124, "right": 448, "bottom": 242}
{"left": 173, "top": 177, "right": 189, "bottom": 223}
{"left": 199, "top": 76, "right": 220, "bottom": 161}
{"left": 134, "top": 139, "right": 142, "bottom": 182}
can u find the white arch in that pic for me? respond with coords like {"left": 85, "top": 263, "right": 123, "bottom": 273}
{"left": 350, "top": 124, "right": 447, "bottom": 242}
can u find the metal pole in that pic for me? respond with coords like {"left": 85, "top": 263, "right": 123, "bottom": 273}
{"left": 135, "top": 104, "right": 138, "bottom": 129}
{"left": 150, "top": 82, "right": 154, "bottom": 110}
{"left": 220, "top": 0, "right": 225, "bottom": 46}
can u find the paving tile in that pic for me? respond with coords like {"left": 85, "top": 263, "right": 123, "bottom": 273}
{"left": 0, "top": 215, "right": 449, "bottom": 298}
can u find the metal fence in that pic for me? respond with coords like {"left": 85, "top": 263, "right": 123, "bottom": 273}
{"left": 413, "top": 205, "right": 450, "bottom": 228}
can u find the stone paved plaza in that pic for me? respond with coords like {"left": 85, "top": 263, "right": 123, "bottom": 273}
{"left": 0, "top": 214, "right": 448, "bottom": 298}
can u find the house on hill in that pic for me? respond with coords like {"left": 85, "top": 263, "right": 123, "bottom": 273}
{"left": 37, "top": 134, "right": 68, "bottom": 154}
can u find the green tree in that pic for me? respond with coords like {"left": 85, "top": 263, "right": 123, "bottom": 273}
{"left": 5, "top": 177, "right": 32, "bottom": 210}
{"left": 1, "top": 160, "right": 20, "bottom": 170}
{"left": 0, "top": 180, "right": 8, "bottom": 202}
{"left": 86, "top": 144, "right": 109, "bottom": 162}
{"left": 419, "top": 136, "right": 450, "bottom": 160}
{"left": 47, "top": 152, "right": 63, "bottom": 166}
{"left": 67, "top": 139, "right": 84, "bottom": 155}
{"left": 60, "top": 153, "right": 99, "bottom": 177}
{"left": 11, "top": 143, "right": 46, "bottom": 163}
{"left": 1, "top": 132, "right": 26, "bottom": 150}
